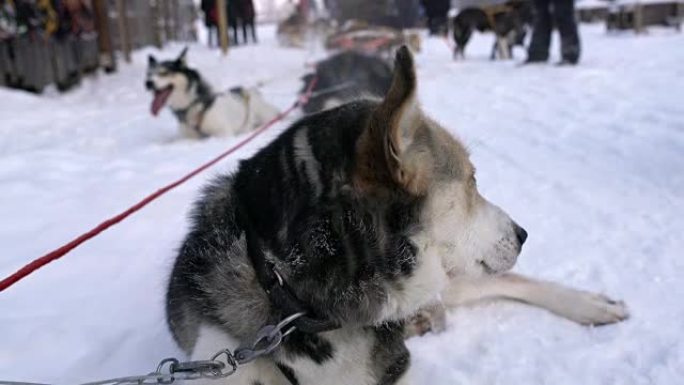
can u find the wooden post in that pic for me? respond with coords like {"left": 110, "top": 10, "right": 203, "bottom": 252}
{"left": 171, "top": 0, "right": 180, "bottom": 41}
{"left": 189, "top": 1, "right": 199, "bottom": 41}
{"left": 150, "top": 0, "right": 162, "bottom": 48}
{"left": 116, "top": 0, "right": 131, "bottom": 63}
{"left": 217, "top": 0, "right": 229, "bottom": 55}
{"left": 92, "top": 0, "right": 116, "bottom": 73}
{"left": 161, "top": 0, "right": 171, "bottom": 43}
{"left": 634, "top": 3, "right": 644, "bottom": 34}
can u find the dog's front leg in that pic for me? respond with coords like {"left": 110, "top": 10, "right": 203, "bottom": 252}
{"left": 490, "top": 40, "right": 497, "bottom": 60}
{"left": 405, "top": 301, "right": 448, "bottom": 338}
{"left": 441, "top": 273, "right": 629, "bottom": 326}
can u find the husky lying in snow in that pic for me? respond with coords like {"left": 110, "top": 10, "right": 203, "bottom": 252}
{"left": 145, "top": 48, "right": 280, "bottom": 139}
{"left": 166, "top": 47, "right": 628, "bottom": 385}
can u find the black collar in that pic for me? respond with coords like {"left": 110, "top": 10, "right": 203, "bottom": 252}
{"left": 237, "top": 206, "right": 340, "bottom": 334}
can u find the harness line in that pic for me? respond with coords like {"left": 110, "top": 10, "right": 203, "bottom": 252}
{"left": 0, "top": 76, "right": 319, "bottom": 293}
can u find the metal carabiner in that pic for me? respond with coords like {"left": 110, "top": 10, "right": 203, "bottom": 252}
{"left": 233, "top": 312, "right": 306, "bottom": 365}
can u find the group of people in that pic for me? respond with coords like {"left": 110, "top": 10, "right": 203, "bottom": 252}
{"left": 1, "top": 0, "right": 97, "bottom": 92}
{"left": 200, "top": 0, "right": 257, "bottom": 47}
{"left": 0, "top": 0, "right": 94, "bottom": 42}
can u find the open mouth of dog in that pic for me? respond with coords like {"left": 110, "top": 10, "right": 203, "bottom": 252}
{"left": 150, "top": 85, "right": 173, "bottom": 116}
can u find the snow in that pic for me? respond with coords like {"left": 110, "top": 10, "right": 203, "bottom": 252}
{"left": 577, "top": 0, "right": 684, "bottom": 9}
{"left": 1, "top": 24, "right": 683, "bottom": 384}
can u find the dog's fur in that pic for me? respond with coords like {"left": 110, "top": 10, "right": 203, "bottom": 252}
{"left": 300, "top": 51, "right": 393, "bottom": 114}
{"left": 166, "top": 47, "right": 628, "bottom": 385}
{"left": 145, "top": 49, "right": 279, "bottom": 139}
{"left": 452, "top": 1, "right": 534, "bottom": 60}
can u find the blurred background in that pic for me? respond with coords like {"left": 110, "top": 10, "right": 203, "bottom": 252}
{"left": 1, "top": 0, "right": 682, "bottom": 92}
{"left": 1, "top": 1, "right": 683, "bottom": 384}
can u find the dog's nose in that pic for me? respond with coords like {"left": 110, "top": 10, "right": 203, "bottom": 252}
{"left": 513, "top": 223, "right": 528, "bottom": 245}
{"left": 145, "top": 80, "right": 154, "bottom": 90}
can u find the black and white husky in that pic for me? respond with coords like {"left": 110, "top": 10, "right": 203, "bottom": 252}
{"left": 145, "top": 48, "right": 279, "bottom": 139}
{"left": 166, "top": 47, "right": 628, "bottom": 384}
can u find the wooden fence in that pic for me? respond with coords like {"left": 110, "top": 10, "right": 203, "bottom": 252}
{"left": 578, "top": 1, "right": 683, "bottom": 32}
{"left": 0, "top": 0, "right": 197, "bottom": 93}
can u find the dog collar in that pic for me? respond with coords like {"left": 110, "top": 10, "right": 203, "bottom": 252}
{"left": 237, "top": 206, "right": 341, "bottom": 334}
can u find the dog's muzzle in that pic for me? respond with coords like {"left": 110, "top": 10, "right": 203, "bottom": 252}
{"left": 513, "top": 222, "right": 528, "bottom": 246}
{"left": 145, "top": 80, "right": 155, "bottom": 91}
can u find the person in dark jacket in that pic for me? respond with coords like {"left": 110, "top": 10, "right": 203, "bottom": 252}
{"left": 200, "top": 0, "right": 217, "bottom": 47}
{"left": 226, "top": 0, "right": 240, "bottom": 44}
{"left": 526, "top": 0, "right": 580, "bottom": 65}
{"left": 396, "top": 0, "right": 421, "bottom": 28}
{"left": 421, "top": 0, "right": 450, "bottom": 35}
{"left": 238, "top": 0, "right": 257, "bottom": 43}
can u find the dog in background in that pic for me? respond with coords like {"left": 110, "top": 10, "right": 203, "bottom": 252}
{"left": 145, "top": 48, "right": 279, "bottom": 139}
{"left": 277, "top": 10, "right": 335, "bottom": 48}
{"left": 166, "top": 46, "right": 628, "bottom": 385}
{"left": 452, "top": 0, "right": 534, "bottom": 60}
{"left": 299, "top": 51, "right": 393, "bottom": 114}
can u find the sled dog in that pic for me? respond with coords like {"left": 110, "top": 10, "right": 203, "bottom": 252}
{"left": 145, "top": 48, "right": 279, "bottom": 138}
{"left": 166, "top": 46, "right": 628, "bottom": 385}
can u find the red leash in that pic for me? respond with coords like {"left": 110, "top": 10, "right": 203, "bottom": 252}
{"left": 0, "top": 76, "right": 318, "bottom": 293}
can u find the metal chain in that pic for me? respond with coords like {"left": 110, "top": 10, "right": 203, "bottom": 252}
{"left": 2, "top": 313, "right": 306, "bottom": 385}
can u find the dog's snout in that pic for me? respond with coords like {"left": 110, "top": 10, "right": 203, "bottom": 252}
{"left": 513, "top": 223, "right": 528, "bottom": 246}
{"left": 145, "top": 80, "right": 154, "bottom": 90}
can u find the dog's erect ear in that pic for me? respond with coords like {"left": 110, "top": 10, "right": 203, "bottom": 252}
{"left": 148, "top": 55, "right": 157, "bottom": 67}
{"left": 356, "top": 46, "right": 431, "bottom": 196}
{"left": 176, "top": 47, "right": 189, "bottom": 66}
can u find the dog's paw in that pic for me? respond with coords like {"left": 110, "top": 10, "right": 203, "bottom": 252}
{"left": 405, "top": 311, "right": 433, "bottom": 338}
{"left": 565, "top": 292, "right": 630, "bottom": 326}
{"left": 404, "top": 303, "right": 447, "bottom": 338}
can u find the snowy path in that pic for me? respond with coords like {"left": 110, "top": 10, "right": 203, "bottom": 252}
{"left": 1, "top": 25, "right": 683, "bottom": 384}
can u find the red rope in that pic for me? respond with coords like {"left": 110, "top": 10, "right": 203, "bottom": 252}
{"left": 0, "top": 76, "right": 318, "bottom": 293}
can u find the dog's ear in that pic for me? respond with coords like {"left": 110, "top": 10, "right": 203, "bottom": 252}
{"left": 356, "top": 46, "right": 431, "bottom": 196}
{"left": 176, "top": 47, "right": 189, "bottom": 66}
{"left": 148, "top": 55, "right": 157, "bottom": 67}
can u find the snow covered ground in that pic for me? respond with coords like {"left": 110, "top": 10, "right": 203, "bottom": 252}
{"left": 1, "top": 24, "right": 683, "bottom": 384}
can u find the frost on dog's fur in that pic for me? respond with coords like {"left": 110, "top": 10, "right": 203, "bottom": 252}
{"left": 166, "top": 46, "right": 627, "bottom": 385}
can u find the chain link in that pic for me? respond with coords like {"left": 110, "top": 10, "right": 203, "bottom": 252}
{"left": 71, "top": 312, "right": 304, "bottom": 385}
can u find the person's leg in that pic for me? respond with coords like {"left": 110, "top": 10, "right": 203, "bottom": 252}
{"left": 436, "top": 15, "right": 448, "bottom": 35}
{"left": 527, "top": 0, "right": 552, "bottom": 62}
{"left": 231, "top": 21, "right": 239, "bottom": 45}
{"left": 553, "top": 0, "right": 581, "bottom": 64}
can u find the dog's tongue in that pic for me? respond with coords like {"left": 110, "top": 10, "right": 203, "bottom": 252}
{"left": 151, "top": 87, "right": 173, "bottom": 116}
